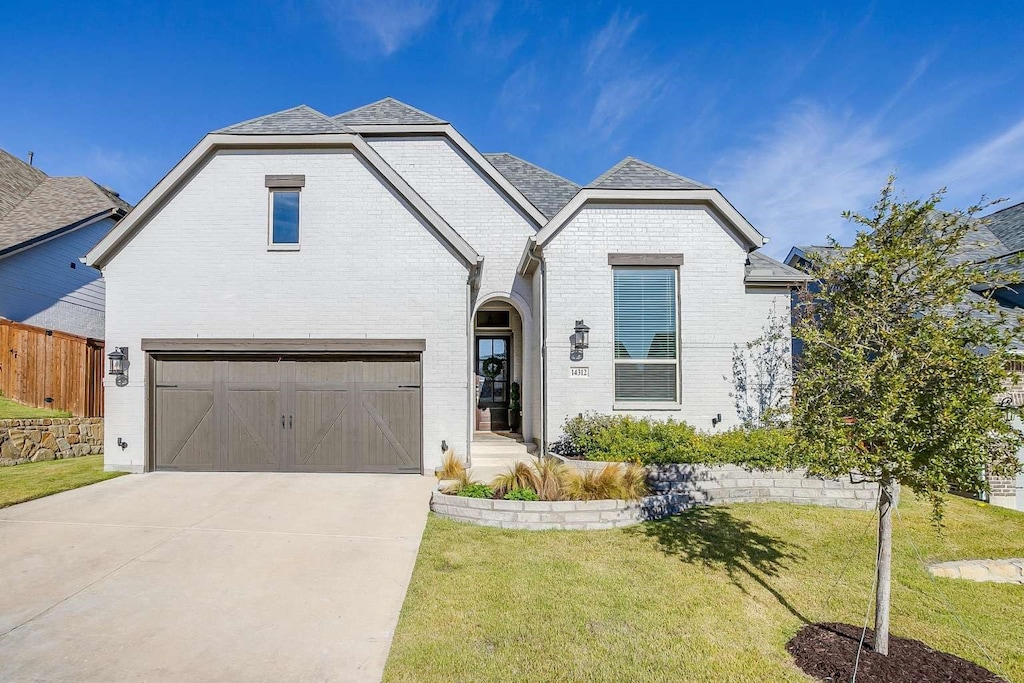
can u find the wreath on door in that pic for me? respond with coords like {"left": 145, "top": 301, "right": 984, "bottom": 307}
{"left": 482, "top": 357, "right": 504, "bottom": 378}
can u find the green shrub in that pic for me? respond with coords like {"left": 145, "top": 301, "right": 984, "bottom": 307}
{"left": 503, "top": 487, "right": 540, "bottom": 501}
{"left": 455, "top": 482, "right": 494, "bottom": 499}
{"left": 554, "top": 413, "right": 799, "bottom": 470}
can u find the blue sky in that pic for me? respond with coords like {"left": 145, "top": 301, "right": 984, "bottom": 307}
{"left": 3, "top": 0, "right": 1024, "bottom": 257}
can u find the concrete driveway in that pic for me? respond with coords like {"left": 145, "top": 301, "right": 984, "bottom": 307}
{"left": 0, "top": 472, "right": 436, "bottom": 682}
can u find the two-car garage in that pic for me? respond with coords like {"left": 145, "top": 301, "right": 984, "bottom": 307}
{"left": 146, "top": 340, "right": 423, "bottom": 473}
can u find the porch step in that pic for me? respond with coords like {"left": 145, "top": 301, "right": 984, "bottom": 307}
{"left": 471, "top": 441, "right": 535, "bottom": 456}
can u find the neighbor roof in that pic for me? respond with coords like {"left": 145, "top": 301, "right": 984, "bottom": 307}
{"left": 980, "top": 202, "right": 1024, "bottom": 253}
{"left": 0, "top": 149, "right": 47, "bottom": 217}
{"left": 745, "top": 250, "right": 809, "bottom": 284}
{"left": 215, "top": 105, "right": 352, "bottom": 135}
{"left": 0, "top": 149, "right": 130, "bottom": 255}
{"left": 334, "top": 97, "right": 446, "bottom": 125}
{"left": 483, "top": 153, "right": 580, "bottom": 219}
{"left": 587, "top": 157, "right": 709, "bottom": 190}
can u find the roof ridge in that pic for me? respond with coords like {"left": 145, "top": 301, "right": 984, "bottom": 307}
{"left": 586, "top": 157, "right": 633, "bottom": 187}
{"left": 622, "top": 156, "right": 708, "bottom": 188}
{"left": 214, "top": 104, "right": 349, "bottom": 134}
{"left": 333, "top": 96, "right": 447, "bottom": 124}
{"left": 483, "top": 152, "right": 581, "bottom": 188}
{"left": 982, "top": 200, "right": 1024, "bottom": 217}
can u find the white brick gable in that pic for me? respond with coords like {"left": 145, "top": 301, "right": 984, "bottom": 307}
{"left": 102, "top": 149, "right": 469, "bottom": 472}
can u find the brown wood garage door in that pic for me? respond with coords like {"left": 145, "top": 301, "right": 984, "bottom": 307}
{"left": 153, "top": 356, "right": 421, "bottom": 473}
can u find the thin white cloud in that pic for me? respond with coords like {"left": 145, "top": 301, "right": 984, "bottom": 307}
{"left": 319, "top": 0, "right": 438, "bottom": 56}
{"left": 712, "top": 102, "right": 895, "bottom": 255}
{"left": 584, "top": 11, "right": 641, "bottom": 74}
{"left": 919, "top": 115, "right": 1024, "bottom": 206}
{"left": 581, "top": 11, "right": 666, "bottom": 143}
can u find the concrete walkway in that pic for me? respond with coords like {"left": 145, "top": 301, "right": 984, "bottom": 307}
{"left": 0, "top": 472, "right": 436, "bottom": 682}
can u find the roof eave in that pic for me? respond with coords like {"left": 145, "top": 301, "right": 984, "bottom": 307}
{"left": 0, "top": 208, "right": 120, "bottom": 261}
{"left": 349, "top": 123, "right": 549, "bottom": 227}
{"left": 535, "top": 188, "right": 767, "bottom": 250}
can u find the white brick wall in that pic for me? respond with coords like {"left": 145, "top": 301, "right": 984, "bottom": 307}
{"left": 102, "top": 149, "right": 469, "bottom": 473}
{"left": 370, "top": 137, "right": 540, "bottom": 442}
{"left": 543, "top": 204, "right": 791, "bottom": 439}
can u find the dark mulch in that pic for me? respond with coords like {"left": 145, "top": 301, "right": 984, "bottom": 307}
{"left": 786, "top": 622, "right": 1004, "bottom": 683}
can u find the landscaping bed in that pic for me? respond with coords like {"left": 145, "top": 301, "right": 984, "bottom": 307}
{"left": 787, "top": 622, "right": 1003, "bottom": 683}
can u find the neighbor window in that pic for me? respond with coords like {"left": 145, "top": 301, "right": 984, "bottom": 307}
{"left": 613, "top": 267, "right": 678, "bottom": 402}
{"left": 269, "top": 190, "right": 300, "bottom": 246}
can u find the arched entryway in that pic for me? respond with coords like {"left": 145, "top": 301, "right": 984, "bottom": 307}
{"left": 471, "top": 293, "right": 533, "bottom": 444}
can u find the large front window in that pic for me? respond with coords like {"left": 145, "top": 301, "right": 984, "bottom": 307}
{"left": 613, "top": 267, "right": 678, "bottom": 402}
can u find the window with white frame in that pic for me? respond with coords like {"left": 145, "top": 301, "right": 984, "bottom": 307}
{"left": 613, "top": 267, "right": 678, "bottom": 402}
{"left": 265, "top": 175, "right": 304, "bottom": 248}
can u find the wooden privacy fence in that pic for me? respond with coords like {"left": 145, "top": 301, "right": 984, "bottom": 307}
{"left": 0, "top": 319, "right": 104, "bottom": 417}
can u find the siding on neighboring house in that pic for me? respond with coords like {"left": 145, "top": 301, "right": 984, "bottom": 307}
{"left": 542, "top": 204, "right": 791, "bottom": 435}
{"left": 0, "top": 217, "right": 114, "bottom": 338}
{"left": 102, "top": 149, "right": 470, "bottom": 473}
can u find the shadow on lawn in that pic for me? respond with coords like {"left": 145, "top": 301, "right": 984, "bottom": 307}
{"left": 630, "top": 505, "right": 810, "bottom": 623}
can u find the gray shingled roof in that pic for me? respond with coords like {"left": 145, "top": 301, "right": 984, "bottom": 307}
{"left": 0, "top": 150, "right": 131, "bottom": 255}
{"left": 483, "top": 153, "right": 580, "bottom": 219}
{"left": 980, "top": 202, "right": 1024, "bottom": 253}
{"left": 745, "top": 250, "right": 809, "bottom": 283}
{"left": 334, "top": 97, "right": 446, "bottom": 125}
{"left": 587, "top": 157, "right": 709, "bottom": 190}
{"left": 215, "top": 105, "right": 352, "bottom": 135}
{"left": 0, "top": 149, "right": 48, "bottom": 218}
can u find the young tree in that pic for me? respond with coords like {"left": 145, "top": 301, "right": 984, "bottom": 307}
{"left": 791, "top": 178, "right": 1024, "bottom": 656}
{"left": 731, "top": 305, "right": 793, "bottom": 428}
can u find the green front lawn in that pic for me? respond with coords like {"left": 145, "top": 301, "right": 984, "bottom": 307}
{"left": 0, "top": 455, "right": 125, "bottom": 508}
{"left": 384, "top": 495, "right": 1024, "bottom": 682}
{"left": 0, "top": 395, "right": 72, "bottom": 419}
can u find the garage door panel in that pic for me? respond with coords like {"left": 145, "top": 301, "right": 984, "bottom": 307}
{"left": 225, "top": 389, "right": 282, "bottom": 469}
{"left": 361, "top": 389, "right": 420, "bottom": 471}
{"left": 294, "top": 360, "right": 361, "bottom": 384}
{"left": 155, "top": 389, "right": 215, "bottom": 469}
{"left": 154, "top": 355, "right": 421, "bottom": 473}
{"left": 294, "top": 389, "right": 351, "bottom": 471}
{"left": 157, "top": 360, "right": 214, "bottom": 385}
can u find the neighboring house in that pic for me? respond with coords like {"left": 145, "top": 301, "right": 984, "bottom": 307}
{"left": 0, "top": 149, "right": 130, "bottom": 338}
{"left": 85, "top": 97, "right": 807, "bottom": 474}
{"left": 785, "top": 201, "right": 1024, "bottom": 512}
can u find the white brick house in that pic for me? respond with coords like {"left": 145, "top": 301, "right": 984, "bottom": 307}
{"left": 86, "top": 98, "right": 806, "bottom": 474}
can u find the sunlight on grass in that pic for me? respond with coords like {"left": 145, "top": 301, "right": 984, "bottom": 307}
{"left": 0, "top": 395, "right": 72, "bottom": 419}
{"left": 384, "top": 494, "right": 1024, "bottom": 683}
{"left": 0, "top": 455, "right": 125, "bottom": 507}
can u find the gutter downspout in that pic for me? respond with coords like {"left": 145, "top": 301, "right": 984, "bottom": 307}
{"left": 521, "top": 240, "right": 548, "bottom": 456}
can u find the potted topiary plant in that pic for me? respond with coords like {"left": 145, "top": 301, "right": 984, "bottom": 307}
{"left": 508, "top": 381, "right": 521, "bottom": 433}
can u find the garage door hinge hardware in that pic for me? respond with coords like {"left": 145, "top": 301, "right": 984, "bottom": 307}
{"left": 156, "top": 384, "right": 179, "bottom": 388}
{"left": 399, "top": 384, "right": 420, "bottom": 388}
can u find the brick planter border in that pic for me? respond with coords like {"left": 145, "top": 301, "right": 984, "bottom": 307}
{"left": 429, "top": 456, "right": 879, "bottom": 531}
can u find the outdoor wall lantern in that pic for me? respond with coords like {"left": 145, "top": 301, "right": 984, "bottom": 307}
{"left": 108, "top": 347, "right": 130, "bottom": 387}
{"left": 571, "top": 320, "right": 590, "bottom": 361}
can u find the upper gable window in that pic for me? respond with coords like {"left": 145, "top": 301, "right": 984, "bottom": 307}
{"left": 266, "top": 175, "right": 304, "bottom": 250}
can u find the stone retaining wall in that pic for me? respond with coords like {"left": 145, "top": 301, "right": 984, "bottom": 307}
{"left": 431, "top": 490, "right": 647, "bottom": 531}
{"left": 0, "top": 418, "right": 104, "bottom": 466}
{"left": 552, "top": 455, "right": 879, "bottom": 512}
{"left": 431, "top": 460, "right": 878, "bottom": 530}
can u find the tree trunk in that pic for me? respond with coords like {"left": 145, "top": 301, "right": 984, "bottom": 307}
{"left": 874, "top": 478, "right": 894, "bottom": 656}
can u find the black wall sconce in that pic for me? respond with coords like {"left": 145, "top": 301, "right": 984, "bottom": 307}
{"left": 571, "top": 320, "right": 590, "bottom": 361}
{"left": 107, "top": 347, "right": 130, "bottom": 387}
{"left": 711, "top": 413, "right": 722, "bottom": 427}
{"left": 441, "top": 440, "right": 448, "bottom": 454}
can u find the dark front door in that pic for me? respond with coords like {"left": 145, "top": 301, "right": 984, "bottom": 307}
{"left": 476, "top": 336, "right": 510, "bottom": 431}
